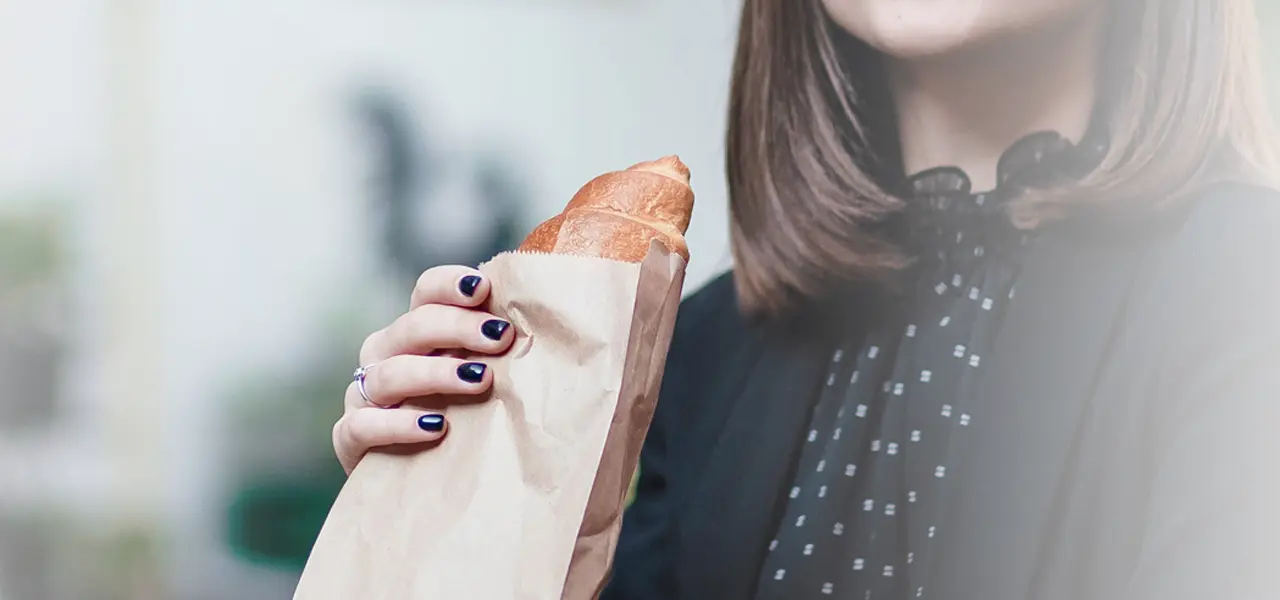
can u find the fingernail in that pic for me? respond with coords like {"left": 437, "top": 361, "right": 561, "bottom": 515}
{"left": 481, "top": 319, "right": 510, "bottom": 341}
{"left": 418, "top": 414, "right": 445, "bottom": 432}
{"left": 458, "top": 275, "right": 482, "bottom": 297}
{"left": 457, "top": 362, "right": 487, "bottom": 383}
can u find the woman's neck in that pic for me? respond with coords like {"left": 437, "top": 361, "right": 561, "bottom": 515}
{"left": 889, "top": 14, "right": 1104, "bottom": 191}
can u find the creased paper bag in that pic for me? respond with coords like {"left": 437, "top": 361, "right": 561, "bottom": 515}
{"left": 295, "top": 242, "right": 686, "bottom": 600}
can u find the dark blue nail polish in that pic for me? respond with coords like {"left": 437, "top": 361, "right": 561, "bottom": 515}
{"left": 418, "top": 414, "right": 445, "bottom": 432}
{"left": 458, "top": 275, "right": 482, "bottom": 297}
{"left": 481, "top": 319, "right": 510, "bottom": 341}
{"left": 457, "top": 362, "right": 486, "bottom": 383}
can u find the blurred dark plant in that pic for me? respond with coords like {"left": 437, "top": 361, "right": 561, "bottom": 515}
{"left": 0, "top": 205, "right": 66, "bottom": 287}
{"left": 352, "top": 88, "right": 526, "bottom": 277}
{"left": 221, "top": 306, "right": 366, "bottom": 571}
{"left": 0, "top": 201, "right": 69, "bottom": 431}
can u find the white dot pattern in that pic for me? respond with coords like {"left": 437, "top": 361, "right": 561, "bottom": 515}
{"left": 756, "top": 262, "right": 1017, "bottom": 598}
{"left": 749, "top": 136, "right": 1083, "bottom": 598}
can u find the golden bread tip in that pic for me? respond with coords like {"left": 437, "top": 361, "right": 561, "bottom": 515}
{"left": 629, "top": 155, "right": 690, "bottom": 185}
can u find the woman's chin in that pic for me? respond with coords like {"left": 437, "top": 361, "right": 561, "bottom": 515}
{"left": 826, "top": 7, "right": 989, "bottom": 58}
{"left": 822, "top": 0, "right": 1097, "bottom": 61}
{"left": 867, "top": 35, "right": 984, "bottom": 61}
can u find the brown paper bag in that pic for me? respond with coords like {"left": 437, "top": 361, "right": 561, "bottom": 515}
{"left": 295, "top": 242, "right": 686, "bottom": 600}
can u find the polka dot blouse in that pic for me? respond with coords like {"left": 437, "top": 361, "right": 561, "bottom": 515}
{"left": 753, "top": 129, "right": 1109, "bottom": 600}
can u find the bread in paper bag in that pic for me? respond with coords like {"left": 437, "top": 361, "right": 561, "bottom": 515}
{"left": 295, "top": 156, "right": 693, "bottom": 600}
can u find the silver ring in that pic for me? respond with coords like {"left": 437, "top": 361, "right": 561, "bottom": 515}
{"left": 353, "top": 364, "right": 395, "bottom": 409}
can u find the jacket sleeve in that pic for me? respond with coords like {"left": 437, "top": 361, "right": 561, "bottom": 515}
{"left": 1121, "top": 186, "right": 1280, "bottom": 599}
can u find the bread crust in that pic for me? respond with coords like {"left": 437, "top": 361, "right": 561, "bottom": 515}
{"left": 517, "top": 156, "right": 694, "bottom": 262}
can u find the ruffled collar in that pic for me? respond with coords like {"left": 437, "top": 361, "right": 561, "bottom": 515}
{"left": 899, "top": 124, "right": 1109, "bottom": 265}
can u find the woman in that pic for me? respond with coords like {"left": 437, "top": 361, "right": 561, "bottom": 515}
{"left": 334, "top": 0, "right": 1280, "bottom": 598}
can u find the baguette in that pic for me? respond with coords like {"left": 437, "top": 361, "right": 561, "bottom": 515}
{"left": 519, "top": 156, "right": 694, "bottom": 263}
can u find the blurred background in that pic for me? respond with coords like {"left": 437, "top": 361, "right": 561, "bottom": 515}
{"left": 0, "top": 1, "right": 1275, "bottom": 599}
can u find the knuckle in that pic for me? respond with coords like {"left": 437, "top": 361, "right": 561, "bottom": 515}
{"left": 333, "top": 416, "right": 355, "bottom": 453}
{"left": 411, "top": 301, "right": 450, "bottom": 321}
{"left": 406, "top": 306, "right": 437, "bottom": 339}
{"left": 408, "top": 304, "right": 457, "bottom": 343}
{"left": 369, "top": 357, "right": 406, "bottom": 396}
{"left": 385, "top": 311, "right": 426, "bottom": 353}
{"left": 344, "top": 412, "right": 378, "bottom": 450}
{"left": 359, "top": 330, "right": 381, "bottom": 364}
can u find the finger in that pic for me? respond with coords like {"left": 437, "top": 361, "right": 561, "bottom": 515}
{"left": 344, "top": 379, "right": 400, "bottom": 411}
{"left": 360, "top": 304, "right": 514, "bottom": 364}
{"left": 410, "top": 265, "right": 489, "bottom": 311}
{"left": 345, "top": 356, "right": 493, "bottom": 410}
{"left": 333, "top": 409, "right": 448, "bottom": 474}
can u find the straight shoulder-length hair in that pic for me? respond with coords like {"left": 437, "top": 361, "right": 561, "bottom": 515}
{"left": 726, "top": 0, "right": 1279, "bottom": 318}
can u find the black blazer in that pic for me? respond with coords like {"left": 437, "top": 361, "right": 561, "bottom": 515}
{"left": 603, "top": 183, "right": 1280, "bottom": 600}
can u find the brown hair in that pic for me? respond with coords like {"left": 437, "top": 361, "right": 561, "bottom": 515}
{"left": 726, "top": 0, "right": 1279, "bottom": 318}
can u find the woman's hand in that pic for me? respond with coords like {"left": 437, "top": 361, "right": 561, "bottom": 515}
{"left": 333, "top": 266, "right": 514, "bottom": 474}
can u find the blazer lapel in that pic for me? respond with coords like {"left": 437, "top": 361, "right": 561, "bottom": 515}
{"left": 674, "top": 325, "right": 834, "bottom": 599}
